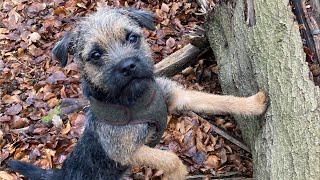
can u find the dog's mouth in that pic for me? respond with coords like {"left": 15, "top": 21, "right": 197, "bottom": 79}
{"left": 120, "top": 76, "right": 152, "bottom": 92}
{"left": 117, "top": 76, "right": 153, "bottom": 105}
{"left": 124, "top": 76, "right": 149, "bottom": 86}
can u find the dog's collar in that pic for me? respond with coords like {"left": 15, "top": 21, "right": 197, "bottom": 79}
{"left": 88, "top": 82, "right": 168, "bottom": 146}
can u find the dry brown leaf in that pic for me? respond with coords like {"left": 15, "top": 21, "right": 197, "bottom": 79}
{"left": 11, "top": 116, "right": 28, "bottom": 129}
{"left": 77, "top": 3, "right": 87, "bottom": 9}
{"left": 166, "top": 37, "right": 176, "bottom": 49}
{"left": 28, "top": 32, "right": 41, "bottom": 44}
{"left": 61, "top": 121, "right": 71, "bottom": 136}
{"left": 131, "top": 167, "right": 141, "bottom": 173}
{"left": 0, "top": 171, "right": 14, "bottom": 180}
{"left": 54, "top": 7, "right": 68, "bottom": 15}
{"left": 47, "top": 72, "right": 66, "bottom": 85}
{"left": 217, "top": 148, "right": 228, "bottom": 164}
{"left": 215, "top": 118, "right": 225, "bottom": 126}
{"left": 28, "top": 2, "right": 46, "bottom": 13}
{"left": 47, "top": 97, "right": 59, "bottom": 108}
{"left": 144, "top": 167, "right": 153, "bottom": 179}
{"left": 224, "top": 122, "right": 235, "bottom": 130}
{"left": 168, "top": 141, "right": 181, "bottom": 152}
{"left": 45, "top": 149, "right": 55, "bottom": 168}
{"left": 33, "top": 127, "right": 47, "bottom": 134}
{"left": 8, "top": 9, "right": 20, "bottom": 24}
{"left": 6, "top": 104, "right": 22, "bottom": 115}
{"left": 0, "top": 115, "right": 11, "bottom": 122}
{"left": 2, "top": 95, "right": 20, "bottom": 104}
{"left": 203, "top": 155, "right": 221, "bottom": 169}
{"left": 192, "top": 151, "right": 206, "bottom": 165}
{"left": 44, "top": 92, "right": 56, "bottom": 100}
{"left": 0, "top": 60, "right": 4, "bottom": 70}
{"left": 171, "top": 2, "right": 182, "bottom": 15}
{"left": 161, "top": 3, "right": 170, "bottom": 13}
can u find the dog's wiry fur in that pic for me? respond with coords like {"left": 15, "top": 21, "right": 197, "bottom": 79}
{"left": 7, "top": 6, "right": 268, "bottom": 180}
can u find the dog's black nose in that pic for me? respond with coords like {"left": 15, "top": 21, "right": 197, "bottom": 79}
{"left": 118, "top": 58, "right": 137, "bottom": 76}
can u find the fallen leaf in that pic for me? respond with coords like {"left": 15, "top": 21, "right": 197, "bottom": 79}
{"left": 29, "top": 32, "right": 41, "bottom": 44}
{"left": 77, "top": 3, "right": 87, "bottom": 9}
{"left": 61, "top": 121, "right": 71, "bottom": 136}
{"left": 0, "top": 171, "right": 13, "bottom": 180}
{"left": 6, "top": 104, "right": 22, "bottom": 115}
{"left": 192, "top": 151, "right": 206, "bottom": 165}
{"left": 166, "top": 37, "right": 176, "bottom": 49}
{"left": 168, "top": 141, "right": 181, "bottom": 152}
{"left": 47, "top": 97, "right": 59, "bottom": 108}
{"left": 161, "top": 3, "right": 170, "bottom": 13}
{"left": 2, "top": 95, "right": 20, "bottom": 104}
{"left": 171, "top": 2, "right": 182, "bottom": 15}
{"left": 218, "top": 148, "right": 228, "bottom": 164}
{"left": 204, "top": 155, "right": 221, "bottom": 169}
{"left": 0, "top": 115, "right": 11, "bottom": 122}
{"left": 8, "top": 9, "right": 20, "bottom": 23}
{"left": 54, "top": 7, "right": 68, "bottom": 15}
{"left": 11, "top": 116, "right": 29, "bottom": 129}
{"left": 0, "top": 60, "right": 4, "bottom": 70}
{"left": 28, "top": 2, "right": 46, "bottom": 14}
{"left": 47, "top": 72, "right": 66, "bottom": 85}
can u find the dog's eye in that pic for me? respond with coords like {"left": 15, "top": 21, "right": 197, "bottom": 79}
{"left": 90, "top": 51, "right": 102, "bottom": 60}
{"left": 127, "top": 34, "right": 139, "bottom": 43}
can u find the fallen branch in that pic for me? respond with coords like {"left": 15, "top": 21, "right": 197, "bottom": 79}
{"left": 186, "top": 171, "right": 251, "bottom": 179}
{"left": 59, "top": 98, "right": 89, "bottom": 115}
{"left": 155, "top": 43, "right": 202, "bottom": 77}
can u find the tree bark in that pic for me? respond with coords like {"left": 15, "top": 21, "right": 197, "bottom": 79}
{"left": 206, "top": 0, "right": 320, "bottom": 179}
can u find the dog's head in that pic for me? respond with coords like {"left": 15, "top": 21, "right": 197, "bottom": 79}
{"left": 53, "top": 7, "right": 156, "bottom": 104}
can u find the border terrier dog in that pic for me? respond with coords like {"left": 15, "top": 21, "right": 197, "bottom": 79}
{"left": 7, "top": 6, "right": 268, "bottom": 180}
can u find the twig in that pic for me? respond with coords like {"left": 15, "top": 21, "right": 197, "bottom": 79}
{"left": 210, "top": 124, "right": 250, "bottom": 152}
{"left": 186, "top": 171, "right": 250, "bottom": 179}
{"left": 189, "top": 112, "right": 250, "bottom": 152}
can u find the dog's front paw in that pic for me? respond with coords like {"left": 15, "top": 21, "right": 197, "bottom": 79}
{"left": 165, "top": 162, "right": 187, "bottom": 180}
{"left": 251, "top": 91, "right": 269, "bottom": 115}
{"left": 163, "top": 152, "right": 188, "bottom": 180}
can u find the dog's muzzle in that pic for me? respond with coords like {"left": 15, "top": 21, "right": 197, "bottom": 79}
{"left": 117, "top": 57, "right": 138, "bottom": 76}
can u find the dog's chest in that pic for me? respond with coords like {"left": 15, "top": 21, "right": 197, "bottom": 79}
{"left": 90, "top": 82, "right": 168, "bottom": 147}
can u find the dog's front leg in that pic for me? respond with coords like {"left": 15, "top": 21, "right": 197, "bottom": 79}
{"left": 130, "top": 145, "right": 188, "bottom": 180}
{"left": 157, "top": 78, "right": 268, "bottom": 115}
{"left": 171, "top": 90, "right": 268, "bottom": 115}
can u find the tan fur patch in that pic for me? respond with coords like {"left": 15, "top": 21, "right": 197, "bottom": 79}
{"left": 170, "top": 88, "right": 268, "bottom": 115}
{"left": 130, "top": 145, "right": 188, "bottom": 180}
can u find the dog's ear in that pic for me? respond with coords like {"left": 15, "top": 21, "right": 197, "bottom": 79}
{"left": 123, "top": 8, "right": 156, "bottom": 31}
{"left": 52, "top": 32, "right": 77, "bottom": 67}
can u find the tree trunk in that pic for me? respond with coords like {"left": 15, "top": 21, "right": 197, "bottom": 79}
{"left": 206, "top": 0, "right": 320, "bottom": 179}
